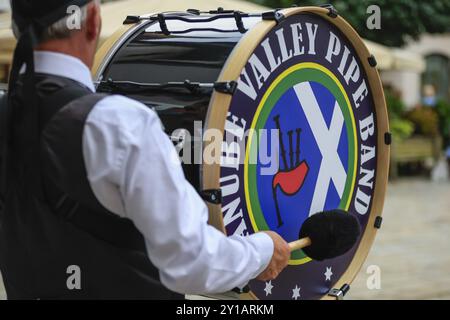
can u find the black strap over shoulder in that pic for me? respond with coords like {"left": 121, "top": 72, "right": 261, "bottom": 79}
{"left": 1, "top": 75, "right": 92, "bottom": 219}
{"left": 0, "top": 92, "right": 8, "bottom": 215}
{"left": 5, "top": 74, "right": 147, "bottom": 251}
{"left": 41, "top": 90, "right": 147, "bottom": 251}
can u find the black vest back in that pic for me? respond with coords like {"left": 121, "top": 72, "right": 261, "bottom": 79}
{"left": 0, "top": 74, "right": 181, "bottom": 299}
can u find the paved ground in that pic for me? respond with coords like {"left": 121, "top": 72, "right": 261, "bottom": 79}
{"left": 1, "top": 178, "right": 449, "bottom": 300}
{"left": 347, "top": 178, "right": 450, "bottom": 300}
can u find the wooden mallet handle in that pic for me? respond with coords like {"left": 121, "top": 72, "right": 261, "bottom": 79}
{"left": 288, "top": 237, "right": 311, "bottom": 252}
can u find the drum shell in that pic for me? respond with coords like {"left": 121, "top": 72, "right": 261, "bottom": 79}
{"left": 93, "top": 8, "right": 390, "bottom": 300}
{"left": 96, "top": 16, "right": 259, "bottom": 187}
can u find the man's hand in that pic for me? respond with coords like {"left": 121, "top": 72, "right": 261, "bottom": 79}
{"left": 256, "top": 231, "right": 290, "bottom": 281}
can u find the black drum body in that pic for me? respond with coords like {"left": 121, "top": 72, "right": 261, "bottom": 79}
{"left": 95, "top": 13, "right": 260, "bottom": 186}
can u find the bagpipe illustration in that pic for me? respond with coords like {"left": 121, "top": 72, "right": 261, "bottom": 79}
{"left": 272, "top": 115, "right": 309, "bottom": 227}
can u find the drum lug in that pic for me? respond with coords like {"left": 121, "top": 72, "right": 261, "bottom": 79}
{"left": 201, "top": 189, "right": 222, "bottom": 205}
{"left": 214, "top": 81, "right": 238, "bottom": 95}
{"left": 186, "top": 9, "right": 201, "bottom": 15}
{"left": 320, "top": 4, "right": 339, "bottom": 18}
{"left": 328, "top": 284, "right": 350, "bottom": 300}
{"left": 374, "top": 216, "right": 383, "bottom": 229}
{"left": 384, "top": 132, "right": 392, "bottom": 145}
{"left": 123, "top": 15, "right": 141, "bottom": 25}
{"left": 368, "top": 55, "right": 378, "bottom": 68}
{"left": 210, "top": 7, "right": 235, "bottom": 14}
{"left": 262, "top": 10, "right": 285, "bottom": 24}
{"left": 231, "top": 285, "right": 251, "bottom": 294}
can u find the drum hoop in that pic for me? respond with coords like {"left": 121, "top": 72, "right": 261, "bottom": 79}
{"left": 202, "top": 6, "right": 390, "bottom": 300}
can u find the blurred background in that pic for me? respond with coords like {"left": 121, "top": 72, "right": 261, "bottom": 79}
{"left": 1, "top": 0, "right": 450, "bottom": 300}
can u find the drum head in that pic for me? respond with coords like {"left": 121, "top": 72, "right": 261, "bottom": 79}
{"left": 203, "top": 7, "right": 389, "bottom": 300}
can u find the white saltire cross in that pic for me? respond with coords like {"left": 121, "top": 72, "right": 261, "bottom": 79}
{"left": 294, "top": 82, "right": 347, "bottom": 216}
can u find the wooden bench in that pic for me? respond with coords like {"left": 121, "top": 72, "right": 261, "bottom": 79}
{"left": 390, "top": 135, "right": 442, "bottom": 178}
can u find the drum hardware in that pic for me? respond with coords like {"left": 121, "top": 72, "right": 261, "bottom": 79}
{"left": 170, "top": 135, "right": 186, "bottom": 143}
{"left": 153, "top": 27, "right": 245, "bottom": 35}
{"left": 200, "top": 189, "right": 222, "bottom": 205}
{"left": 123, "top": 11, "right": 197, "bottom": 25}
{"left": 97, "top": 79, "right": 237, "bottom": 95}
{"left": 234, "top": 12, "right": 246, "bottom": 34}
{"left": 185, "top": 9, "right": 200, "bottom": 15}
{"left": 187, "top": 7, "right": 250, "bottom": 16}
{"left": 123, "top": 11, "right": 259, "bottom": 35}
{"left": 208, "top": 8, "right": 235, "bottom": 15}
{"left": 384, "top": 132, "right": 392, "bottom": 145}
{"left": 368, "top": 54, "right": 378, "bottom": 68}
{"left": 157, "top": 13, "right": 170, "bottom": 36}
{"left": 261, "top": 10, "right": 285, "bottom": 24}
{"left": 319, "top": 4, "right": 339, "bottom": 18}
{"left": 99, "top": 78, "right": 209, "bottom": 93}
{"left": 213, "top": 81, "right": 238, "bottom": 95}
{"left": 98, "top": 79, "right": 211, "bottom": 95}
{"left": 374, "top": 216, "right": 383, "bottom": 229}
{"left": 170, "top": 130, "right": 189, "bottom": 148}
{"left": 232, "top": 285, "right": 251, "bottom": 295}
{"left": 122, "top": 15, "right": 142, "bottom": 25}
{"left": 328, "top": 284, "right": 350, "bottom": 300}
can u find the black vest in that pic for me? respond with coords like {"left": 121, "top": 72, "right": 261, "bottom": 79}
{"left": 0, "top": 74, "right": 182, "bottom": 299}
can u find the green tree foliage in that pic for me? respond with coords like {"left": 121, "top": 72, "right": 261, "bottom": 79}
{"left": 249, "top": 0, "right": 450, "bottom": 46}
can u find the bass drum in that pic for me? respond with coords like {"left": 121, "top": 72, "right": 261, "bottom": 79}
{"left": 93, "top": 6, "right": 390, "bottom": 300}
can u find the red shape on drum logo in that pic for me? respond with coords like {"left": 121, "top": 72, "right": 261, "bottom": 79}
{"left": 272, "top": 115, "right": 309, "bottom": 227}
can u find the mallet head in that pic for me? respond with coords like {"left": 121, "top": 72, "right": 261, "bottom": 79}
{"left": 299, "top": 209, "right": 361, "bottom": 261}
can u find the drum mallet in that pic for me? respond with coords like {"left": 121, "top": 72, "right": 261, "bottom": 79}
{"left": 228, "top": 209, "right": 360, "bottom": 298}
{"left": 288, "top": 209, "right": 361, "bottom": 261}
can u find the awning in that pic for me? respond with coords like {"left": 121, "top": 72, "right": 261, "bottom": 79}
{"left": 391, "top": 48, "right": 426, "bottom": 72}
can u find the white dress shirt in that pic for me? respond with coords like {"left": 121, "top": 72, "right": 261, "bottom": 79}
{"left": 32, "top": 51, "right": 274, "bottom": 295}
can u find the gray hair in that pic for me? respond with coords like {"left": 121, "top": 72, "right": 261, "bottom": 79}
{"left": 12, "top": 0, "right": 100, "bottom": 41}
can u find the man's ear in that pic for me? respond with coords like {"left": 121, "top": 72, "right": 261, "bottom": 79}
{"left": 85, "top": 2, "right": 101, "bottom": 42}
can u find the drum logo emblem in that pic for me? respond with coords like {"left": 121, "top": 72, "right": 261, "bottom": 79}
{"left": 218, "top": 13, "right": 378, "bottom": 299}
{"left": 244, "top": 64, "right": 357, "bottom": 265}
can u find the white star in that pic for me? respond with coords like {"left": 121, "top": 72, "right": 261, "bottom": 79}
{"left": 292, "top": 285, "right": 301, "bottom": 300}
{"left": 324, "top": 267, "right": 333, "bottom": 281}
{"left": 264, "top": 281, "right": 274, "bottom": 296}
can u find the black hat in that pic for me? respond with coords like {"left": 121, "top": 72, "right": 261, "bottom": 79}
{"left": 12, "top": 0, "right": 92, "bottom": 37}
{"left": 9, "top": 0, "right": 94, "bottom": 95}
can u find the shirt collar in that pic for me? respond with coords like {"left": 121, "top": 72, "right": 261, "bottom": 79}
{"left": 22, "top": 51, "right": 96, "bottom": 93}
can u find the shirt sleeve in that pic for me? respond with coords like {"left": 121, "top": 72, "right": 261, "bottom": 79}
{"left": 82, "top": 95, "right": 274, "bottom": 295}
